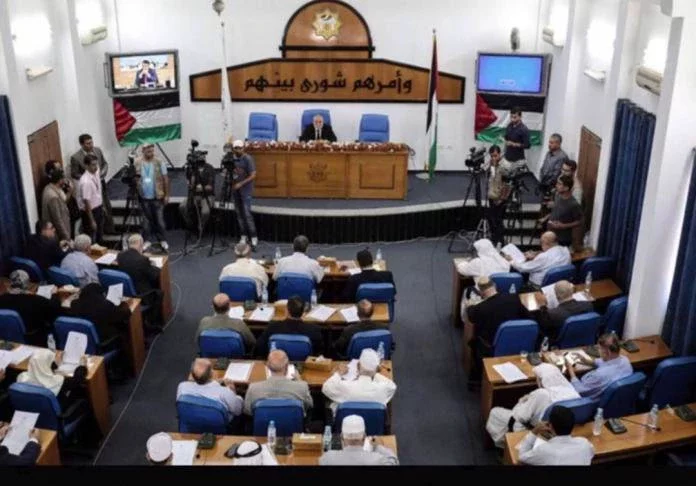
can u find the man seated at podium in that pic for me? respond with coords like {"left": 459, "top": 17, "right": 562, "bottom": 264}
{"left": 134, "top": 59, "right": 159, "bottom": 88}
{"left": 299, "top": 114, "right": 337, "bottom": 142}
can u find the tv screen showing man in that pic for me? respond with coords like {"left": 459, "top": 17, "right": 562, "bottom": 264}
{"left": 135, "top": 59, "right": 159, "bottom": 88}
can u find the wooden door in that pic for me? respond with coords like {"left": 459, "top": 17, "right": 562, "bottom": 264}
{"left": 27, "top": 121, "right": 63, "bottom": 216}
{"left": 577, "top": 126, "right": 601, "bottom": 233}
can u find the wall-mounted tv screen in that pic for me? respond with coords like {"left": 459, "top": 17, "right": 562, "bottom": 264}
{"left": 106, "top": 50, "right": 179, "bottom": 96}
{"left": 476, "top": 53, "right": 549, "bottom": 95}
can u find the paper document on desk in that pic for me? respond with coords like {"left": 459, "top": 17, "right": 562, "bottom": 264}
{"left": 106, "top": 283, "right": 124, "bottom": 306}
{"left": 0, "top": 350, "right": 12, "bottom": 371}
{"left": 341, "top": 359, "right": 359, "bottom": 381}
{"left": 224, "top": 362, "right": 253, "bottom": 382}
{"left": 9, "top": 346, "right": 34, "bottom": 365}
{"left": 307, "top": 305, "right": 336, "bottom": 322}
{"left": 492, "top": 362, "right": 528, "bottom": 383}
{"left": 265, "top": 364, "right": 296, "bottom": 380}
{"left": 1, "top": 411, "right": 38, "bottom": 455}
{"left": 249, "top": 306, "right": 274, "bottom": 322}
{"left": 573, "top": 291, "right": 591, "bottom": 302}
{"left": 228, "top": 306, "right": 245, "bottom": 319}
{"left": 36, "top": 285, "right": 55, "bottom": 300}
{"left": 339, "top": 306, "right": 360, "bottom": 323}
{"left": 149, "top": 257, "right": 164, "bottom": 269}
{"left": 260, "top": 444, "right": 279, "bottom": 466}
{"left": 501, "top": 244, "right": 526, "bottom": 265}
{"left": 541, "top": 284, "right": 559, "bottom": 309}
{"left": 171, "top": 440, "right": 198, "bottom": 466}
{"left": 57, "top": 331, "right": 87, "bottom": 375}
{"left": 95, "top": 253, "right": 117, "bottom": 265}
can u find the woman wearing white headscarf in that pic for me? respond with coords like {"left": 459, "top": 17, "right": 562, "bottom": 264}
{"left": 485, "top": 363, "right": 580, "bottom": 448}
{"left": 458, "top": 239, "right": 512, "bottom": 321}
{"left": 17, "top": 348, "right": 87, "bottom": 408}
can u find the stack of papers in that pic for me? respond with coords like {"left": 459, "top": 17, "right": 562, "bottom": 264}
{"left": 249, "top": 306, "right": 274, "bottom": 322}
{"left": 341, "top": 359, "right": 359, "bottom": 381}
{"left": 0, "top": 350, "right": 12, "bottom": 371}
{"left": 9, "top": 346, "right": 34, "bottom": 365}
{"left": 339, "top": 306, "right": 360, "bottom": 323}
{"left": 573, "top": 291, "right": 592, "bottom": 302}
{"left": 106, "top": 284, "right": 124, "bottom": 306}
{"left": 501, "top": 244, "right": 526, "bottom": 265}
{"left": 347, "top": 268, "right": 362, "bottom": 276}
{"left": 492, "top": 362, "right": 528, "bottom": 383}
{"left": 224, "top": 362, "right": 253, "bottom": 382}
{"left": 94, "top": 253, "right": 118, "bottom": 265}
{"left": 541, "top": 284, "right": 559, "bottom": 309}
{"left": 149, "top": 257, "right": 164, "bottom": 269}
{"left": 265, "top": 364, "right": 296, "bottom": 380}
{"left": 171, "top": 440, "right": 198, "bottom": 466}
{"left": 1, "top": 411, "right": 38, "bottom": 455}
{"left": 57, "top": 332, "right": 87, "bottom": 375}
{"left": 307, "top": 305, "right": 336, "bottom": 322}
{"left": 36, "top": 285, "right": 55, "bottom": 300}
{"left": 228, "top": 306, "right": 245, "bottom": 319}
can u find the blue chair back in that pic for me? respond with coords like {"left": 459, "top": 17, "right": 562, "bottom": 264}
{"left": 556, "top": 312, "right": 601, "bottom": 349}
{"left": 346, "top": 330, "right": 393, "bottom": 360}
{"left": 219, "top": 276, "right": 257, "bottom": 302}
{"left": 644, "top": 357, "right": 696, "bottom": 408}
{"left": 8, "top": 383, "right": 62, "bottom": 431}
{"left": 489, "top": 272, "right": 524, "bottom": 294}
{"left": 603, "top": 296, "right": 628, "bottom": 337}
{"left": 492, "top": 320, "right": 539, "bottom": 357}
{"left": 358, "top": 114, "right": 389, "bottom": 142}
{"left": 198, "top": 329, "right": 245, "bottom": 358}
{"left": 301, "top": 109, "right": 331, "bottom": 133}
{"left": 98, "top": 269, "right": 137, "bottom": 296}
{"left": 54, "top": 316, "right": 100, "bottom": 355}
{"left": 542, "top": 397, "right": 599, "bottom": 424}
{"left": 10, "top": 256, "right": 43, "bottom": 282}
{"left": 599, "top": 372, "right": 647, "bottom": 418}
{"left": 269, "top": 334, "right": 312, "bottom": 361}
{"left": 356, "top": 283, "right": 396, "bottom": 323}
{"left": 177, "top": 394, "right": 228, "bottom": 434}
{"left": 47, "top": 266, "right": 80, "bottom": 287}
{"left": 578, "top": 256, "right": 616, "bottom": 282}
{"left": 248, "top": 112, "right": 278, "bottom": 141}
{"left": 334, "top": 401, "right": 387, "bottom": 435}
{"left": 276, "top": 272, "right": 314, "bottom": 302}
{"left": 541, "top": 264, "right": 577, "bottom": 287}
{"left": 252, "top": 398, "right": 304, "bottom": 436}
{"left": 0, "top": 310, "right": 27, "bottom": 343}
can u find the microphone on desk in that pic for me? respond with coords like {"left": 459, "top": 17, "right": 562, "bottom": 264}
{"left": 619, "top": 417, "right": 661, "bottom": 432}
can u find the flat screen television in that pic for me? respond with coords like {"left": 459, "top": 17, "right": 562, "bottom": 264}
{"left": 105, "top": 50, "right": 179, "bottom": 96}
{"left": 476, "top": 52, "right": 550, "bottom": 96}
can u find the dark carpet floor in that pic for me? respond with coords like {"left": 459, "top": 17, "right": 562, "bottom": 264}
{"left": 91, "top": 231, "right": 497, "bottom": 465}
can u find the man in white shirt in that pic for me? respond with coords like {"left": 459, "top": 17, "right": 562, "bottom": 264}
{"left": 517, "top": 405, "right": 594, "bottom": 465}
{"left": 506, "top": 231, "right": 571, "bottom": 287}
{"left": 272, "top": 235, "right": 324, "bottom": 283}
{"left": 60, "top": 234, "right": 99, "bottom": 288}
{"left": 78, "top": 154, "right": 104, "bottom": 244}
{"left": 219, "top": 242, "right": 269, "bottom": 297}
{"left": 176, "top": 358, "right": 243, "bottom": 426}
{"left": 319, "top": 415, "right": 398, "bottom": 466}
{"left": 322, "top": 348, "right": 396, "bottom": 415}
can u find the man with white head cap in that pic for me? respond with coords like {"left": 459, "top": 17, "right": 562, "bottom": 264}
{"left": 227, "top": 140, "right": 258, "bottom": 250}
{"left": 319, "top": 415, "right": 398, "bottom": 466}
{"left": 321, "top": 348, "right": 396, "bottom": 415}
{"left": 219, "top": 241, "right": 268, "bottom": 298}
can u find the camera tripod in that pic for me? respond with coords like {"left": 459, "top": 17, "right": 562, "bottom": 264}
{"left": 503, "top": 168, "right": 538, "bottom": 247}
{"left": 119, "top": 183, "right": 143, "bottom": 250}
{"left": 208, "top": 166, "right": 236, "bottom": 257}
{"left": 447, "top": 167, "right": 491, "bottom": 254}
{"left": 182, "top": 163, "right": 217, "bottom": 256}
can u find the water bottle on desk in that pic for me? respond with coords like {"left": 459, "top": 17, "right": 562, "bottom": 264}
{"left": 270, "top": 341, "right": 277, "bottom": 352}
{"left": 311, "top": 289, "right": 318, "bottom": 309}
{"left": 261, "top": 284, "right": 269, "bottom": 306}
{"left": 376, "top": 247, "right": 383, "bottom": 264}
{"left": 322, "top": 425, "right": 332, "bottom": 452}
{"left": 584, "top": 271, "right": 593, "bottom": 294}
{"left": 47, "top": 333, "right": 56, "bottom": 352}
{"left": 648, "top": 404, "right": 660, "bottom": 430}
{"left": 267, "top": 420, "right": 277, "bottom": 450}
{"left": 540, "top": 336, "right": 549, "bottom": 353}
{"left": 592, "top": 408, "right": 604, "bottom": 436}
{"left": 274, "top": 247, "right": 282, "bottom": 265}
{"left": 377, "top": 341, "right": 385, "bottom": 361}
{"left": 509, "top": 283, "right": 516, "bottom": 294}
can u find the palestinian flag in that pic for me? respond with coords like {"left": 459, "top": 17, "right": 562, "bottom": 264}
{"left": 425, "top": 32, "right": 439, "bottom": 179}
{"left": 113, "top": 92, "right": 181, "bottom": 146}
{"left": 475, "top": 93, "right": 544, "bottom": 146}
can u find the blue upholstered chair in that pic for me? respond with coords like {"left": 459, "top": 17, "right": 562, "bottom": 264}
{"left": 0, "top": 310, "right": 27, "bottom": 343}
{"left": 47, "top": 266, "right": 80, "bottom": 287}
{"left": 599, "top": 372, "right": 647, "bottom": 419}
{"left": 54, "top": 317, "right": 120, "bottom": 365}
{"left": 301, "top": 109, "right": 331, "bottom": 134}
{"left": 602, "top": 296, "right": 628, "bottom": 337}
{"left": 252, "top": 398, "right": 304, "bottom": 436}
{"left": 10, "top": 256, "right": 44, "bottom": 283}
{"left": 542, "top": 397, "right": 599, "bottom": 424}
{"left": 219, "top": 276, "right": 257, "bottom": 302}
{"left": 247, "top": 112, "right": 278, "bottom": 141}
{"left": 489, "top": 272, "right": 524, "bottom": 294}
{"left": 334, "top": 401, "right": 387, "bottom": 435}
{"left": 555, "top": 312, "right": 601, "bottom": 348}
{"left": 358, "top": 114, "right": 389, "bottom": 142}
{"left": 198, "top": 329, "right": 245, "bottom": 358}
{"left": 639, "top": 356, "right": 696, "bottom": 409}
{"left": 541, "top": 264, "right": 577, "bottom": 287}
{"left": 356, "top": 283, "right": 396, "bottom": 323}
{"left": 346, "top": 330, "right": 393, "bottom": 360}
{"left": 578, "top": 256, "right": 616, "bottom": 283}
{"left": 269, "top": 334, "right": 312, "bottom": 361}
{"left": 491, "top": 320, "right": 539, "bottom": 357}
{"left": 276, "top": 272, "right": 314, "bottom": 302}
{"left": 177, "top": 394, "right": 229, "bottom": 434}
{"left": 98, "top": 269, "right": 138, "bottom": 297}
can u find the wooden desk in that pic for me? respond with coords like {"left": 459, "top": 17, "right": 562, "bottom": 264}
{"left": 36, "top": 429, "right": 61, "bottom": 466}
{"left": 519, "top": 279, "right": 623, "bottom": 312}
{"left": 481, "top": 335, "right": 672, "bottom": 423}
{"left": 250, "top": 149, "right": 408, "bottom": 200}
{"left": 504, "top": 402, "right": 696, "bottom": 465}
{"left": 167, "top": 433, "right": 398, "bottom": 465}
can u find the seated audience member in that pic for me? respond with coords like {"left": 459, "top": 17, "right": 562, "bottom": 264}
{"left": 195, "top": 293, "right": 256, "bottom": 351}
{"left": 566, "top": 332, "right": 632, "bottom": 399}
{"left": 272, "top": 235, "right": 324, "bottom": 283}
{"left": 70, "top": 283, "right": 131, "bottom": 356}
{"left": 299, "top": 114, "right": 338, "bottom": 143}
{"left": 219, "top": 242, "right": 269, "bottom": 298}
{"left": 176, "top": 358, "right": 243, "bottom": 426}
{"left": 230, "top": 440, "right": 278, "bottom": 466}
{"left": 60, "top": 234, "right": 98, "bottom": 288}
{"left": 465, "top": 276, "right": 528, "bottom": 385}
{"left": 17, "top": 349, "right": 87, "bottom": 410}
{"left": 117, "top": 233, "right": 163, "bottom": 329}
{"left": 254, "top": 296, "right": 323, "bottom": 357}
{"left": 341, "top": 249, "right": 396, "bottom": 302}
{"left": 0, "top": 425, "right": 41, "bottom": 466}
{"left": 243, "top": 350, "right": 313, "bottom": 416}
{"left": 319, "top": 415, "right": 398, "bottom": 466}
{"left": 322, "top": 348, "right": 396, "bottom": 415}
{"left": 0, "top": 270, "right": 62, "bottom": 345}
{"left": 538, "top": 280, "right": 594, "bottom": 342}
{"left": 486, "top": 363, "right": 580, "bottom": 448}
{"left": 24, "top": 220, "right": 70, "bottom": 273}
{"left": 518, "top": 405, "right": 594, "bottom": 466}
{"left": 333, "top": 299, "right": 388, "bottom": 357}
{"left": 538, "top": 175, "right": 583, "bottom": 247}
{"left": 506, "top": 231, "right": 571, "bottom": 288}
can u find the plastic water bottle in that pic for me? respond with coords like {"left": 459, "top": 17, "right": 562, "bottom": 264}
{"left": 585, "top": 271, "right": 593, "bottom": 294}
{"left": 270, "top": 341, "right": 277, "bottom": 352}
{"left": 261, "top": 285, "right": 269, "bottom": 306}
{"left": 322, "top": 425, "right": 332, "bottom": 452}
{"left": 648, "top": 404, "right": 660, "bottom": 430}
{"left": 540, "top": 336, "right": 549, "bottom": 353}
{"left": 311, "top": 289, "right": 318, "bottom": 308}
{"left": 375, "top": 247, "right": 383, "bottom": 263}
{"left": 592, "top": 408, "right": 604, "bottom": 436}
{"left": 274, "top": 247, "right": 282, "bottom": 264}
{"left": 509, "top": 283, "right": 517, "bottom": 294}
{"left": 47, "top": 334, "right": 56, "bottom": 352}
{"left": 267, "top": 420, "right": 277, "bottom": 449}
{"left": 377, "top": 341, "right": 385, "bottom": 361}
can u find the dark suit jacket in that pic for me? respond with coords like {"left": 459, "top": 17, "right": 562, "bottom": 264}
{"left": 333, "top": 320, "right": 388, "bottom": 357}
{"left": 466, "top": 292, "right": 528, "bottom": 345}
{"left": 255, "top": 318, "right": 324, "bottom": 357}
{"left": 342, "top": 269, "right": 396, "bottom": 302}
{"left": 540, "top": 300, "right": 595, "bottom": 341}
{"left": 70, "top": 296, "right": 131, "bottom": 343}
{"left": 116, "top": 248, "right": 161, "bottom": 295}
{"left": 69, "top": 147, "right": 108, "bottom": 181}
{"left": 0, "top": 442, "right": 41, "bottom": 466}
{"left": 24, "top": 234, "right": 67, "bottom": 272}
{"left": 0, "top": 293, "right": 62, "bottom": 345}
{"left": 299, "top": 124, "right": 337, "bottom": 143}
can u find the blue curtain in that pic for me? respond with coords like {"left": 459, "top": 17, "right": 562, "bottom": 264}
{"left": 0, "top": 95, "right": 30, "bottom": 275}
{"left": 663, "top": 152, "right": 696, "bottom": 356}
{"left": 598, "top": 99, "right": 655, "bottom": 290}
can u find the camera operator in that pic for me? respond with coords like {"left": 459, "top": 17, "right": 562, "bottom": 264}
{"left": 225, "top": 140, "right": 258, "bottom": 250}
{"left": 538, "top": 175, "right": 583, "bottom": 248}
{"left": 486, "top": 145, "right": 511, "bottom": 247}
{"left": 134, "top": 144, "right": 170, "bottom": 251}
{"left": 501, "top": 107, "right": 531, "bottom": 177}
{"left": 181, "top": 142, "right": 216, "bottom": 239}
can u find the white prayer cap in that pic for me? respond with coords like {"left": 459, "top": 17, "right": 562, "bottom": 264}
{"left": 341, "top": 415, "right": 366, "bottom": 438}
{"left": 146, "top": 432, "right": 172, "bottom": 463}
{"left": 359, "top": 348, "right": 380, "bottom": 372}
{"left": 232, "top": 139, "right": 244, "bottom": 148}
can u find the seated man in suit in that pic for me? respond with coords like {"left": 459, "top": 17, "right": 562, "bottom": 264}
{"left": 341, "top": 249, "right": 396, "bottom": 302}
{"left": 506, "top": 231, "right": 571, "bottom": 288}
{"left": 299, "top": 114, "right": 337, "bottom": 143}
{"left": 333, "top": 299, "right": 388, "bottom": 358}
{"left": 319, "top": 415, "right": 398, "bottom": 466}
{"left": 117, "top": 233, "right": 163, "bottom": 329}
{"left": 24, "top": 220, "right": 70, "bottom": 274}
{"left": 243, "top": 349, "right": 313, "bottom": 416}
{"left": 538, "top": 280, "right": 594, "bottom": 342}
{"left": 0, "top": 424, "right": 41, "bottom": 466}
{"left": 195, "top": 293, "right": 256, "bottom": 352}
{"left": 254, "top": 295, "right": 324, "bottom": 357}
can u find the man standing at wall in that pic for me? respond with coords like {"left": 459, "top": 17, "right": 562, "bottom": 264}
{"left": 501, "top": 107, "right": 531, "bottom": 176}
{"left": 135, "top": 144, "right": 170, "bottom": 251}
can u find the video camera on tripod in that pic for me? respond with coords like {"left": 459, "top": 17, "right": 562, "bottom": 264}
{"left": 120, "top": 151, "right": 138, "bottom": 188}
{"left": 465, "top": 146, "right": 487, "bottom": 172}
{"left": 185, "top": 139, "right": 208, "bottom": 178}
{"left": 502, "top": 164, "right": 530, "bottom": 193}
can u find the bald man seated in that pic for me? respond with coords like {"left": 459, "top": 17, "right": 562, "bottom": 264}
{"left": 538, "top": 280, "right": 594, "bottom": 342}
{"left": 195, "top": 293, "right": 256, "bottom": 352}
{"left": 506, "top": 231, "right": 571, "bottom": 287}
{"left": 177, "top": 358, "right": 243, "bottom": 424}
{"left": 299, "top": 114, "right": 337, "bottom": 143}
{"left": 243, "top": 349, "right": 313, "bottom": 416}
{"left": 333, "top": 300, "right": 388, "bottom": 358}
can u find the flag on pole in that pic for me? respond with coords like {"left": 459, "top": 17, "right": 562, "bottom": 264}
{"left": 220, "top": 18, "right": 233, "bottom": 142}
{"left": 425, "top": 30, "right": 439, "bottom": 180}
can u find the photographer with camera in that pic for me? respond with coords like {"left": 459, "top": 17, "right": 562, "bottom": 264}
{"left": 134, "top": 144, "right": 170, "bottom": 251}
{"left": 225, "top": 140, "right": 258, "bottom": 250}
{"left": 486, "top": 145, "right": 511, "bottom": 247}
{"left": 181, "top": 141, "right": 216, "bottom": 240}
